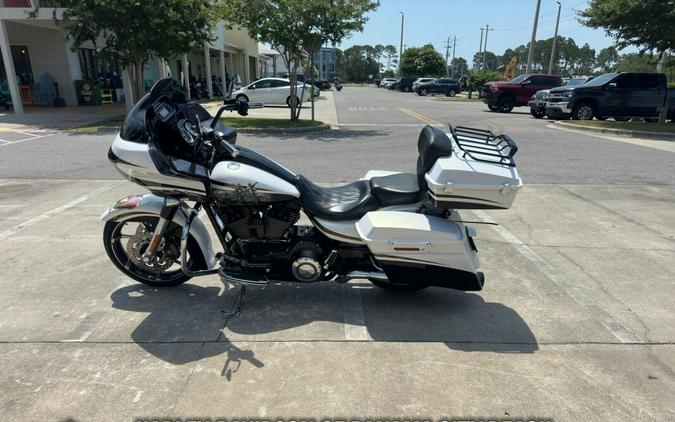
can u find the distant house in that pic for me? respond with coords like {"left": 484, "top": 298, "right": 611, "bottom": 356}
{"left": 0, "top": 1, "right": 261, "bottom": 113}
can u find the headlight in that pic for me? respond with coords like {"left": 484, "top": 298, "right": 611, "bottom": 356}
{"left": 542, "top": 93, "right": 549, "bottom": 100}
{"left": 563, "top": 91, "right": 573, "bottom": 98}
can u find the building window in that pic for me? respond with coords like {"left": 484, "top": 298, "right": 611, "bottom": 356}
{"left": 78, "top": 48, "right": 122, "bottom": 88}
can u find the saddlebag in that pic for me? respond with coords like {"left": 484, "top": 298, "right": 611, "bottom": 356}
{"left": 355, "top": 211, "right": 483, "bottom": 291}
{"left": 424, "top": 125, "right": 522, "bottom": 210}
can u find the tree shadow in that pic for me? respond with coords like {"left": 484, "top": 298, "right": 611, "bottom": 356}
{"left": 110, "top": 279, "right": 537, "bottom": 373}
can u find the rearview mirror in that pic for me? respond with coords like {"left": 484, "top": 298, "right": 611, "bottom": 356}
{"left": 521, "top": 80, "right": 532, "bottom": 85}
{"left": 249, "top": 84, "right": 256, "bottom": 90}
{"left": 607, "top": 82, "right": 618, "bottom": 89}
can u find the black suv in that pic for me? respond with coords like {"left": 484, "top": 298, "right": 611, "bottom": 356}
{"left": 398, "top": 77, "right": 417, "bottom": 92}
{"left": 415, "top": 79, "right": 461, "bottom": 96}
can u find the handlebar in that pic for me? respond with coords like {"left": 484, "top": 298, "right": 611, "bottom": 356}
{"left": 210, "top": 99, "right": 265, "bottom": 129}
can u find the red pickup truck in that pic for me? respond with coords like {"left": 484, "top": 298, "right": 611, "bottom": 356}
{"left": 480, "top": 74, "right": 561, "bottom": 113}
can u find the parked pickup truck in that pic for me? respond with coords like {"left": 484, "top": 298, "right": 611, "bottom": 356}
{"left": 545, "top": 72, "right": 675, "bottom": 121}
{"left": 480, "top": 74, "right": 561, "bottom": 113}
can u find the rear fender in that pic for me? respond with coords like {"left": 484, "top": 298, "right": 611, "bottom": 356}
{"left": 100, "top": 194, "right": 217, "bottom": 269}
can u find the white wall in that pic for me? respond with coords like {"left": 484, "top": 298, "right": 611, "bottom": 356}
{"left": 6, "top": 21, "right": 78, "bottom": 106}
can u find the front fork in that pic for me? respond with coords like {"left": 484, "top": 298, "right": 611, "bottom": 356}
{"left": 141, "top": 198, "right": 180, "bottom": 263}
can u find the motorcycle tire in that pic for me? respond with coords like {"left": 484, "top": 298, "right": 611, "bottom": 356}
{"left": 370, "top": 279, "right": 429, "bottom": 292}
{"left": 103, "top": 216, "right": 207, "bottom": 287}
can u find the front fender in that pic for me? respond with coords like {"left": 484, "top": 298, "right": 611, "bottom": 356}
{"left": 100, "top": 194, "right": 217, "bottom": 269}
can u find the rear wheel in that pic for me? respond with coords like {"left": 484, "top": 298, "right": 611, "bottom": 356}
{"left": 497, "top": 97, "right": 515, "bottom": 113}
{"left": 103, "top": 216, "right": 206, "bottom": 287}
{"left": 571, "top": 102, "right": 596, "bottom": 120}
{"left": 286, "top": 95, "right": 299, "bottom": 108}
{"left": 446, "top": 89, "right": 456, "bottom": 97}
{"left": 370, "top": 279, "right": 429, "bottom": 292}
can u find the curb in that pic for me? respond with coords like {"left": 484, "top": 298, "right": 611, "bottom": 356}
{"left": 234, "top": 124, "right": 331, "bottom": 134}
{"left": 554, "top": 121, "right": 675, "bottom": 141}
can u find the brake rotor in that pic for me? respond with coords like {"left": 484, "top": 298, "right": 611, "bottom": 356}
{"left": 126, "top": 223, "right": 179, "bottom": 272}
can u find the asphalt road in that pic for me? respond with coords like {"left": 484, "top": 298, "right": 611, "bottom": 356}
{"left": 1, "top": 86, "right": 675, "bottom": 184}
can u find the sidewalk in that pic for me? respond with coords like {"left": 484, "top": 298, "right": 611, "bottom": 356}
{"left": 0, "top": 103, "right": 126, "bottom": 131}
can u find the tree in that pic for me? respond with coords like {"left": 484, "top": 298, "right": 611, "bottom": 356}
{"left": 450, "top": 57, "right": 468, "bottom": 78}
{"left": 580, "top": 0, "right": 675, "bottom": 122}
{"left": 383, "top": 45, "right": 398, "bottom": 72}
{"left": 595, "top": 46, "right": 619, "bottom": 72}
{"left": 219, "top": 0, "right": 378, "bottom": 120}
{"left": 58, "top": 0, "right": 214, "bottom": 105}
{"left": 400, "top": 44, "right": 447, "bottom": 76}
{"left": 466, "top": 70, "right": 502, "bottom": 99}
{"left": 339, "top": 45, "right": 380, "bottom": 82}
{"left": 472, "top": 51, "right": 498, "bottom": 71}
{"left": 613, "top": 53, "right": 659, "bottom": 73}
{"left": 579, "top": 0, "right": 675, "bottom": 53}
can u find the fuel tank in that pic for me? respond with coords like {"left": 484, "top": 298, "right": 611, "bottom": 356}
{"left": 210, "top": 160, "right": 300, "bottom": 203}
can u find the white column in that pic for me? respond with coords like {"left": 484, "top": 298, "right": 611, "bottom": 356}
{"left": 121, "top": 67, "right": 134, "bottom": 112}
{"left": 219, "top": 50, "right": 226, "bottom": 94}
{"left": 0, "top": 20, "right": 23, "bottom": 114}
{"left": 203, "top": 43, "right": 212, "bottom": 99}
{"left": 159, "top": 58, "right": 167, "bottom": 78}
{"left": 243, "top": 49, "right": 250, "bottom": 84}
{"left": 182, "top": 54, "right": 190, "bottom": 100}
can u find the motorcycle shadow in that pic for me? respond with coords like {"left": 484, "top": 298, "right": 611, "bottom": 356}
{"left": 110, "top": 280, "right": 537, "bottom": 368}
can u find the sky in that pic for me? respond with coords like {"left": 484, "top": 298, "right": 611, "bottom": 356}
{"left": 338, "top": 0, "right": 633, "bottom": 61}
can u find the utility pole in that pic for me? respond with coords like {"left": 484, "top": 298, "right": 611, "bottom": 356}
{"left": 398, "top": 11, "right": 404, "bottom": 74}
{"left": 548, "top": 1, "right": 561, "bottom": 75}
{"left": 527, "top": 0, "right": 542, "bottom": 73}
{"left": 451, "top": 36, "right": 457, "bottom": 77}
{"left": 445, "top": 37, "right": 451, "bottom": 76}
{"left": 482, "top": 25, "right": 493, "bottom": 71}
{"left": 478, "top": 28, "right": 484, "bottom": 70}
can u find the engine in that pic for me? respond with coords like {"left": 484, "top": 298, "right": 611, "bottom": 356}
{"left": 215, "top": 200, "right": 325, "bottom": 282}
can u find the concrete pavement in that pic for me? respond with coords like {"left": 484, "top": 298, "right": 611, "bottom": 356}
{"left": 1, "top": 179, "right": 674, "bottom": 420}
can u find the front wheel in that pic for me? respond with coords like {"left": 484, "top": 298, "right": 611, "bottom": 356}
{"left": 488, "top": 105, "right": 498, "bottom": 112}
{"left": 446, "top": 89, "right": 456, "bottom": 97}
{"left": 571, "top": 103, "right": 596, "bottom": 120}
{"left": 235, "top": 94, "right": 248, "bottom": 103}
{"left": 286, "top": 95, "right": 300, "bottom": 108}
{"left": 103, "top": 216, "right": 206, "bottom": 287}
{"left": 497, "top": 97, "right": 515, "bottom": 113}
{"left": 530, "top": 109, "right": 546, "bottom": 119}
{"left": 418, "top": 88, "right": 428, "bottom": 96}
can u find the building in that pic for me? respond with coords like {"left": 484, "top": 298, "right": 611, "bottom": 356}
{"left": 0, "top": 1, "right": 260, "bottom": 113}
{"left": 313, "top": 47, "right": 337, "bottom": 80}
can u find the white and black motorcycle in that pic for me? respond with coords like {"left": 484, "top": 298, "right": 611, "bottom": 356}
{"left": 101, "top": 76, "right": 522, "bottom": 297}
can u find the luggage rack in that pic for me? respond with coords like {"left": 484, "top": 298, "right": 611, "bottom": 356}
{"left": 448, "top": 124, "right": 518, "bottom": 167}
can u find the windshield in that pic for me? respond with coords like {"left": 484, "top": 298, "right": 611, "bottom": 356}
{"left": 509, "top": 74, "right": 529, "bottom": 83}
{"left": 564, "top": 78, "right": 589, "bottom": 87}
{"left": 581, "top": 73, "right": 617, "bottom": 87}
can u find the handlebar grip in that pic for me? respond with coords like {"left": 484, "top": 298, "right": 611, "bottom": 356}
{"left": 218, "top": 137, "right": 239, "bottom": 158}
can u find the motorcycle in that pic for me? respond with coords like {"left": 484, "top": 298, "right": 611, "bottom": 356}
{"left": 334, "top": 79, "right": 343, "bottom": 92}
{"left": 101, "top": 73, "right": 522, "bottom": 304}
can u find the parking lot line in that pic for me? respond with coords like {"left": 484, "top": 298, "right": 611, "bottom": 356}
{"left": 474, "top": 210, "right": 643, "bottom": 344}
{"left": 396, "top": 107, "right": 442, "bottom": 125}
{"left": 0, "top": 181, "right": 121, "bottom": 241}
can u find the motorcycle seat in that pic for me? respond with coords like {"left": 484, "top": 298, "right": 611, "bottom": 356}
{"left": 369, "top": 173, "right": 425, "bottom": 206}
{"left": 294, "top": 175, "right": 380, "bottom": 220}
{"left": 294, "top": 173, "right": 424, "bottom": 220}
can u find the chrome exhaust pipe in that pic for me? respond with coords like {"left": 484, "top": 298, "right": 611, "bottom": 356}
{"left": 336, "top": 271, "right": 388, "bottom": 283}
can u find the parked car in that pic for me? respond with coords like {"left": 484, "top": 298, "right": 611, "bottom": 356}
{"left": 380, "top": 78, "right": 397, "bottom": 89}
{"left": 528, "top": 76, "right": 594, "bottom": 118}
{"left": 314, "top": 79, "right": 331, "bottom": 90}
{"left": 398, "top": 77, "right": 417, "bottom": 92}
{"left": 481, "top": 74, "right": 561, "bottom": 112}
{"left": 232, "top": 77, "right": 311, "bottom": 107}
{"left": 546, "top": 72, "right": 675, "bottom": 121}
{"left": 412, "top": 77, "right": 436, "bottom": 91}
{"left": 415, "top": 78, "right": 461, "bottom": 96}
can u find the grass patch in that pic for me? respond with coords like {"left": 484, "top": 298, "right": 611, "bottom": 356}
{"left": 220, "top": 117, "right": 324, "bottom": 129}
{"left": 564, "top": 120, "right": 675, "bottom": 133}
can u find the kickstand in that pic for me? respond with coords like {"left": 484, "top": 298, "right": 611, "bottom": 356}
{"left": 221, "top": 284, "right": 246, "bottom": 318}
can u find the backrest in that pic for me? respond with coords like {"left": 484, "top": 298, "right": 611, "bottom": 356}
{"left": 416, "top": 125, "right": 453, "bottom": 187}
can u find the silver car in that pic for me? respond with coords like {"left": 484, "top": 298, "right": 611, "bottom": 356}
{"left": 232, "top": 77, "right": 311, "bottom": 107}
{"left": 412, "top": 78, "right": 436, "bottom": 90}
